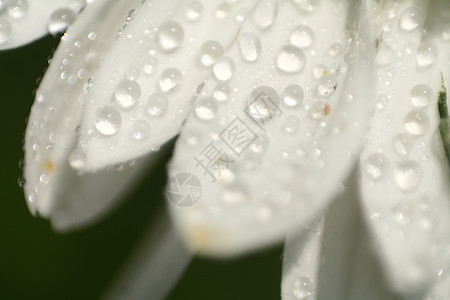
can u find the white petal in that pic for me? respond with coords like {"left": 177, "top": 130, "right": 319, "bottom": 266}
{"left": 359, "top": 0, "right": 450, "bottom": 294}
{"left": 101, "top": 210, "right": 192, "bottom": 300}
{"left": 24, "top": 0, "right": 146, "bottom": 228}
{"left": 168, "top": 0, "right": 376, "bottom": 256}
{"left": 76, "top": 0, "right": 257, "bottom": 171}
{"left": 0, "top": 0, "right": 84, "bottom": 50}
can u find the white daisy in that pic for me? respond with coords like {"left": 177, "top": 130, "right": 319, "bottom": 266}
{"left": 4, "top": 0, "right": 450, "bottom": 299}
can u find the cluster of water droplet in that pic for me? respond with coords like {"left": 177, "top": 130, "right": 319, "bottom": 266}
{"left": 0, "top": 0, "right": 29, "bottom": 45}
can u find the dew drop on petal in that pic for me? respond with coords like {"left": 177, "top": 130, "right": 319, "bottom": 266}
{"left": 238, "top": 32, "right": 262, "bottom": 62}
{"left": 147, "top": 93, "right": 168, "bottom": 117}
{"left": 416, "top": 42, "right": 438, "bottom": 68}
{"left": 290, "top": 25, "right": 314, "bottom": 49}
{"left": 247, "top": 86, "right": 280, "bottom": 122}
{"left": 292, "top": 276, "right": 314, "bottom": 299}
{"left": 365, "top": 154, "right": 389, "bottom": 180}
{"left": 329, "top": 42, "right": 343, "bottom": 56}
{"left": 7, "top": 0, "right": 28, "bottom": 19}
{"left": 48, "top": 8, "right": 76, "bottom": 36}
{"left": 410, "top": 84, "right": 432, "bottom": 107}
{"left": 213, "top": 55, "right": 235, "bottom": 82}
{"left": 392, "top": 133, "right": 414, "bottom": 156}
{"left": 404, "top": 110, "right": 430, "bottom": 136}
{"left": 276, "top": 45, "right": 305, "bottom": 73}
{"left": 291, "top": 0, "right": 320, "bottom": 13}
{"left": 185, "top": 1, "right": 202, "bottom": 22}
{"left": 200, "top": 40, "right": 224, "bottom": 67}
{"left": 282, "top": 84, "right": 303, "bottom": 108}
{"left": 159, "top": 68, "right": 182, "bottom": 93}
{"left": 399, "top": 7, "right": 423, "bottom": 31}
{"left": 213, "top": 83, "right": 231, "bottom": 102}
{"left": 68, "top": 150, "right": 86, "bottom": 169}
{"left": 142, "top": 56, "right": 158, "bottom": 76}
{"left": 311, "top": 99, "right": 329, "bottom": 119}
{"left": 114, "top": 79, "right": 141, "bottom": 109}
{"left": 157, "top": 20, "right": 184, "bottom": 52}
{"left": 194, "top": 97, "right": 217, "bottom": 121}
{"left": 131, "top": 120, "right": 150, "bottom": 140}
{"left": 95, "top": 106, "right": 122, "bottom": 136}
{"left": 251, "top": 0, "right": 278, "bottom": 29}
{"left": 0, "top": 18, "right": 11, "bottom": 45}
{"left": 318, "top": 74, "right": 338, "bottom": 96}
{"left": 394, "top": 161, "right": 422, "bottom": 191}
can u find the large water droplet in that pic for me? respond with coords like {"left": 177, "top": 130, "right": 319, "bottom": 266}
{"left": 200, "top": 40, "right": 224, "bottom": 67}
{"left": 395, "top": 161, "right": 422, "bottom": 191}
{"left": 147, "top": 93, "right": 168, "bottom": 117}
{"left": 416, "top": 42, "right": 438, "bottom": 68}
{"left": 290, "top": 25, "right": 314, "bottom": 48}
{"left": 276, "top": 45, "right": 305, "bottom": 73}
{"left": 410, "top": 84, "right": 432, "bottom": 107}
{"left": 159, "top": 68, "right": 182, "bottom": 93}
{"left": 0, "top": 18, "right": 11, "bottom": 45}
{"left": 48, "top": 8, "right": 76, "bottom": 36}
{"left": 194, "top": 97, "right": 217, "bottom": 121}
{"left": 404, "top": 110, "right": 430, "bottom": 136}
{"left": 311, "top": 99, "right": 329, "bottom": 119}
{"left": 365, "top": 154, "right": 389, "bottom": 180}
{"left": 392, "top": 133, "right": 414, "bottom": 156}
{"left": 7, "top": 0, "right": 28, "bottom": 19}
{"left": 158, "top": 20, "right": 184, "bottom": 52}
{"left": 213, "top": 83, "right": 231, "bottom": 102}
{"left": 399, "top": 7, "right": 423, "bottom": 31}
{"left": 282, "top": 84, "right": 303, "bottom": 108}
{"left": 318, "top": 74, "right": 338, "bottom": 96}
{"left": 131, "top": 120, "right": 150, "bottom": 140}
{"left": 213, "top": 55, "right": 235, "bottom": 82}
{"left": 251, "top": 0, "right": 278, "bottom": 29}
{"left": 247, "top": 86, "right": 280, "bottom": 122}
{"left": 292, "top": 276, "right": 314, "bottom": 299}
{"left": 114, "top": 79, "right": 141, "bottom": 109}
{"left": 95, "top": 106, "right": 122, "bottom": 136}
{"left": 185, "top": 1, "right": 202, "bottom": 22}
{"left": 238, "top": 32, "right": 262, "bottom": 62}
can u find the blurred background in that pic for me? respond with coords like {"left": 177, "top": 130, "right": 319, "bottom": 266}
{"left": 0, "top": 36, "right": 282, "bottom": 299}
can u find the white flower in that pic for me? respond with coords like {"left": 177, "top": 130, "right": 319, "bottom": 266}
{"left": 4, "top": 0, "right": 450, "bottom": 298}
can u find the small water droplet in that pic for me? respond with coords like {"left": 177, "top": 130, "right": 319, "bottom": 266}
{"left": 313, "top": 64, "right": 327, "bottom": 79}
{"left": 48, "top": 8, "right": 76, "bottom": 36}
{"left": 410, "top": 84, "right": 432, "bottom": 107}
{"left": 416, "top": 42, "right": 438, "bottom": 68}
{"left": 392, "top": 133, "right": 414, "bottom": 156}
{"left": 147, "top": 93, "right": 168, "bottom": 117}
{"left": 276, "top": 45, "right": 305, "bottom": 73}
{"left": 404, "top": 110, "right": 430, "bottom": 136}
{"left": 291, "top": 0, "right": 320, "bottom": 13}
{"left": 290, "top": 25, "right": 314, "bottom": 49}
{"left": 251, "top": 0, "right": 278, "bottom": 29}
{"left": 282, "top": 84, "right": 303, "bottom": 108}
{"left": 69, "top": 150, "right": 86, "bottom": 169}
{"left": 185, "top": 1, "right": 202, "bottom": 21}
{"left": 238, "top": 32, "right": 262, "bottom": 62}
{"left": 7, "top": 0, "right": 28, "bottom": 19}
{"left": 0, "top": 18, "right": 11, "bottom": 45}
{"left": 365, "top": 154, "right": 389, "bottom": 180}
{"left": 200, "top": 40, "right": 224, "bottom": 67}
{"left": 131, "top": 120, "right": 150, "bottom": 140}
{"left": 292, "top": 276, "right": 314, "bottom": 299}
{"left": 213, "top": 55, "right": 235, "bottom": 82}
{"left": 329, "top": 42, "right": 343, "bottom": 56}
{"left": 157, "top": 20, "right": 184, "bottom": 52}
{"left": 311, "top": 99, "right": 329, "bottom": 119}
{"left": 394, "top": 161, "right": 422, "bottom": 191}
{"left": 142, "top": 56, "right": 158, "bottom": 75}
{"left": 213, "top": 83, "right": 231, "bottom": 102}
{"left": 159, "top": 68, "right": 182, "bottom": 93}
{"left": 399, "top": 7, "right": 423, "bottom": 31}
{"left": 194, "top": 97, "right": 217, "bottom": 121}
{"left": 114, "top": 79, "right": 141, "bottom": 109}
{"left": 318, "top": 74, "right": 338, "bottom": 96}
{"left": 94, "top": 106, "right": 122, "bottom": 136}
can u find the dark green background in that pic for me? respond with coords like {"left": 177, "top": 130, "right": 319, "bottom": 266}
{"left": 0, "top": 36, "right": 282, "bottom": 299}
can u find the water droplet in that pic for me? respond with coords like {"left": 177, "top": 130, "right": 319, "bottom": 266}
{"left": 399, "top": 7, "right": 423, "bottom": 31}
{"left": 395, "top": 161, "right": 422, "bottom": 191}
{"left": 329, "top": 42, "right": 343, "bottom": 56}
{"left": 238, "top": 32, "right": 262, "bottom": 62}
{"left": 147, "top": 93, "right": 168, "bottom": 117}
{"left": 131, "top": 120, "right": 150, "bottom": 140}
{"left": 213, "top": 83, "right": 231, "bottom": 102}
{"left": 7, "top": 0, "right": 28, "bottom": 19}
{"left": 292, "top": 276, "right": 314, "bottom": 299}
{"left": 142, "top": 56, "right": 158, "bottom": 75}
{"left": 157, "top": 20, "right": 184, "bottom": 52}
{"left": 159, "top": 68, "right": 182, "bottom": 93}
{"left": 313, "top": 64, "right": 327, "bottom": 79}
{"left": 200, "top": 40, "right": 224, "bottom": 67}
{"left": 416, "top": 42, "right": 438, "bottom": 68}
{"left": 404, "top": 110, "right": 430, "bottom": 136}
{"left": 392, "top": 133, "right": 414, "bottom": 156}
{"left": 283, "top": 116, "right": 300, "bottom": 134}
{"left": 311, "top": 99, "right": 329, "bottom": 119}
{"left": 94, "top": 106, "right": 122, "bottom": 136}
{"left": 213, "top": 55, "right": 235, "bottom": 82}
{"left": 247, "top": 86, "right": 280, "bottom": 122}
{"left": 290, "top": 25, "right": 314, "bottom": 49}
{"left": 194, "top": 97, "right": 217, "bottom": 121}
{"left": 48, "top": 8, "right": 76, "bottom": 36}
{"left": 114, "top": 79, "right": 141, "bottom": 109}
{"left": 410, "top": 84, "right": 432, "bottom": 107}
{"left": 251, "top": 0, "right": 278, "bottom": 29}
{"left": 282, "top": 84, "right": 303, "bottom": 108}
{"left": 69, "top": 150, "right": 86, "bottom": 169}
{"left": 365, "top": 154, "right": 389, "bottom": 180}
{"left": 185, "top": 1, "right": 202, "bottom": 21}
{"left": 276, "top": 45, "right": 305, "bottom": 73}
{"left": 291, "top": 0, "right": 320, "bottom": 13}
{"left": 0, "top": 18, "right": 11, "bottom": 45}
{"left": 318, "top": 74, "right": 338, "bottom": 96}
{"left": 88, "top": 31, "right": 96, "bottom": 40}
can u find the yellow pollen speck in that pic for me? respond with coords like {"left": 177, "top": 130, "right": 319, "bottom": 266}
{"left": 43, "top": 161, "right": 54, "bottom": 173}
{"left": 323, "top": 70, "right": 328, "bottom": 75}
